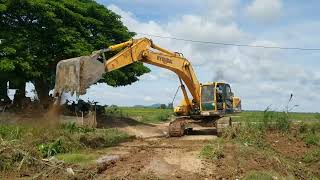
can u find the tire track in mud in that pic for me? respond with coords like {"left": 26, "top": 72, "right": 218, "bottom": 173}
{"left": 96, "top": 119, "right": 229, "bottom": 179}
{"left": 97, "top": 137, "right": 216, "bottom": 180}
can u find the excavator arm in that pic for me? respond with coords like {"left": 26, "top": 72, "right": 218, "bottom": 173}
{"left": 54, "top": 38, "right": 201, "bottom": 113}
{"left": 104, "top": 38, "right": 200, "bottom": 107}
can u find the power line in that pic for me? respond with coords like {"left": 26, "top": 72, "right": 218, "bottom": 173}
{"left": 137, "top": 32, "right": 320, "bottom": 51}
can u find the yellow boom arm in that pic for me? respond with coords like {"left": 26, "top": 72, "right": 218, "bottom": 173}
{"left": 103, "top": 38, "right": 201, "bottom": 110}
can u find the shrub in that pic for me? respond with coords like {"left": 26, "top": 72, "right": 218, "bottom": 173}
{"left": 299, "top": 123, "right": 308, "bottom": 133}
{"left": 310, "top": 122, "right": 320, "bottom": 133}
{"left": 0, "top": 125, "right": 24, "bottom": 140}
{"left": 275, "top": 112, "right": 290, "bottom": 132}
{"left": 262, "top": 110, "right": 291, "bottom": 132}
{"left": 61, "top": 122, "right": 95, "bottom": 133}
{"left": 199, "top": 144, "right": 224, "bottom": 160}
{"left": 79, "top": 129, "right": 130, "bottom": 148}
{"left": 38, "top": 139, "right": 66, "bottom": 158}
{"left": 223, "top": 124, "right": 268, "bottom": 149}
{"left": 303, "top": 149, "right": 320, "bottom": 163}
{"left": 302, "top": 133, "right": 319, "bottom": 146}
{"left": 154, "top": 113, "right": 170, "bottom": 122}
{"left": 105, "top": 105, "right": 122, "bottom": 115}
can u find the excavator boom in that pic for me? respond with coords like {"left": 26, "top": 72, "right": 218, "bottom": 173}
{"left": 54, "top": 38, "right": 201, "bottom": 110}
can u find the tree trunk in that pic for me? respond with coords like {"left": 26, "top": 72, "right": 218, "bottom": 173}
{"left": 12, "top": 81, "right": 27, "bottom": 109}
{"left": 0, "top": 80, "right": 11, "bottom": 103}
{"left": 34, "top": 78, "right": 50, "bottom": 108}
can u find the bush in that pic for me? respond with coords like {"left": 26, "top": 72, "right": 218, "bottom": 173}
{"left": 0, "top": 125, "right": 24, "bottom": 140}
{"left": 199, "top": 144, "right": 224, "bottom": 160}
{"left": 223, "top": 123, "right": 268, "bottom": 149}
{"left": 310, "top": 122, "right": 320, "bottom": 133}
{"left": 105, "top": 105, "right": 122, "bottom": 115}
{"left": 303, "top": 149, "right": 320, "bottom": 163}
{"left": 61, "top": 122, "right": 95, "bottom": 133}
{"left": 299, "top": 123, "right": 308, "bottom": 133}
{"left": 154, "top": 113, "right": 170, "bottom": 122}
{"left": 38, "top": 139, "right": 66, "bottom": 158}
{"left": 302, "top": 133, "right": 319, "bottom": 146}
{"left": 298, "top": 122, "right": 320, "bottom": 146}
{"left": 261, "top": 110, "right": 291, "bottom": 132}
{"left": 79, "top": 129, "right": 130, "bottom": 148}
{"left": 275, "top": 112, "right": 290, "bottom": 132}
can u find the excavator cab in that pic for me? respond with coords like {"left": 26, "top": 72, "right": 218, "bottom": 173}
{"left": 200, "top": 82, "right": 235, "bottom": 116}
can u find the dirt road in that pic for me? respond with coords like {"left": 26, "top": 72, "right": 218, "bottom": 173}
{"left": 95, "top": 118, "right": 268, "bottom": 180}
{"left": 94, "top": 117, "right": 319, "bottom": 179}
{"left": 96, "top": 118, "right": 220, "bottom": 179}
{"left": 97, "top": 136, "right": 217, "bottom": 180}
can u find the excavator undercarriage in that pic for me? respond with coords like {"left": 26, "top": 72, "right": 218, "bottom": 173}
{"left": 168, "top": 116, "right": 232, "bottom": 137}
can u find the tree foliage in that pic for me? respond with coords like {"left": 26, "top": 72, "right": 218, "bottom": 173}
{"left": 0, "top": 0, "right": 150, "bottom": 102}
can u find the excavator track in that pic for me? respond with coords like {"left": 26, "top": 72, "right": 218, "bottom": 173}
{"left": 216, "top": 117, "right": 232, "bottom": 137}
{"left": 168, "top": 119, "right": 186, "bottom": 137}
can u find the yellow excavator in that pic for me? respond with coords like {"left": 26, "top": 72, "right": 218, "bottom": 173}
{"left": 54, "top": 38, "right": 241, "bottom": 136}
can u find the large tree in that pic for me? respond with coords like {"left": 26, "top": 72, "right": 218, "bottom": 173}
{"left": 0, "top": 0, "right": 150, "bottom": 104}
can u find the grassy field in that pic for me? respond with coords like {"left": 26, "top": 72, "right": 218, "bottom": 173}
{"left": 0, "top": 122, "right": 131, "bottom": 178}
{"left": 105, "top": 106, "right": 174, "bottom": 123}
{"left": 200, "top": 111, "right": 320, "bottom": 179}
{"left": 0, "top": 108, "right": 319, "bottom": 179}
{"left": 231, "top": 111, "right": 320, "bottom": 122}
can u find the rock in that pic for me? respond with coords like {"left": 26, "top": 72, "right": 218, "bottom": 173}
{"left": 96, "top": 155, "right": 120, "bottom": 173}
{"left": 66, "top": 167, "right": 75, "bottom": 176}
{"left": 272, "top": 176, "right": 278, "bottom": 180}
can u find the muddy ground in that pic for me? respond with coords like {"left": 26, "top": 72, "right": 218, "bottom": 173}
{"left": 92, "top": 117, "right": 319, "bottom": 179}
{"left": 0, "top": 113, "right": 319, "bottom": 179}
{"left": 96, "top": 119, "right": 221, "bottom": 180}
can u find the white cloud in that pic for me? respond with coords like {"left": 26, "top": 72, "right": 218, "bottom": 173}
{"left": 143, "top": 96, "right": 153, "bottom": 102}
{"left": 246, "top": 0, "right": 283, "bottom": 23}
{"left": 108, "top": 4, "right": 169, "bottom": 37}
{"left": 139, "top": 73, "right": 158, "bottom": 81}
{"left": 169, "top": 15, "right": 245, "bottom": 43}
{"left": 159, "top": 69, "right": 177, "bottom": 80}
{"left": 203, "top": 0, "right": 239, "bottom": 22}
{"left": 88, "top": 2, "right": 320, "bottom": 112}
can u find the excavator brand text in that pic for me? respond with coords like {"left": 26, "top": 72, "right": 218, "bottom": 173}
{"left": 157, "top": 56, "right": 173, "bottom": 64}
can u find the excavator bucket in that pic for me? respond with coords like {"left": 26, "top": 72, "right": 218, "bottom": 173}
{"left": 54, "top": 52, "right": 105, "bottom": 97}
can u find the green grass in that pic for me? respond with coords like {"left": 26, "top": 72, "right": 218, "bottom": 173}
{"left": 0, "top": 123, "right": 131, "bottom": 171}
{"left": 199, "top": 143, "right": 224, "bottom": 160}
{"left": 223, "top": 123, "right": 269, "bottom": 149}
{"left": 303, "top": 149, "right": 320, "bottom": 163}
{"left": 56, "top": 152, "right": 99, "bottom": 166}
{"left": 105, "top": 106, "right": 173, "bottom": 123}
{"left": 232, "top": 111, "right": 320, "bottom": 122}
{"left": 302, "top": 133, "right": 320, "bottom": 146}
{"left": 244, "top": 171, "right": 292, "bottom": 180}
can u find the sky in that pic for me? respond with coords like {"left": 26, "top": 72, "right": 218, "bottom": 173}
{"left": 19, "top": 0, "right": 320, "bottom": 112}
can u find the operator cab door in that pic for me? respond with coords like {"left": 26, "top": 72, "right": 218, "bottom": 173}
{"left": 224, "top": 84, "right": 233, "bottom": 113}
{"left": 200, "top": 85, "right": 215, "bottom": 112}
{"left": 216, "top": 83, "right": 232, "bottom": 112}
